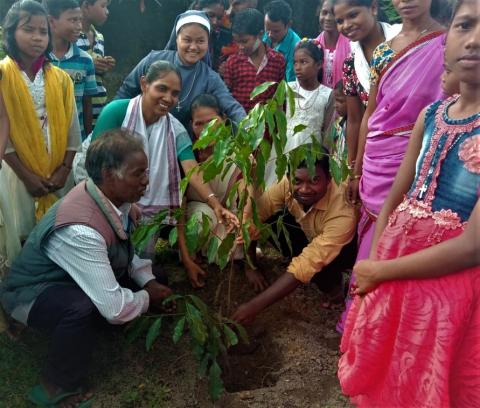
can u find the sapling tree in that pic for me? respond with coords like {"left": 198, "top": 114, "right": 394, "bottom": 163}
{"left": 129, "top": 80, "right": 349, "bottom": 401}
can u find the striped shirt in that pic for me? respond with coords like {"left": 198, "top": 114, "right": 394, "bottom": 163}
{"left": 49, "top": 43, "right": 97, "bottom": 140}
{"left": 77, "top": 26, "right": 108, "bottom": 126}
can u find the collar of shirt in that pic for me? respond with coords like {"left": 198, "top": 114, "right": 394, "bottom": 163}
{"left": 263, "top": 28, "right": 296, "bottom": 54}
{"left": 247, "top": 45, "right": 273, "bottom": 75}
{"left": 106, "top": 199, "right": 132, "bottom": 231}
{"left": 49, "top": 42, "right": 79, "bottom": 61}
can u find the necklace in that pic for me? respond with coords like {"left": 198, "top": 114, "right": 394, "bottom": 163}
{"left": 295, "top": 81, "right": 321, "bottom": 111}
{"left": 177, "top": 63, "right": 199, "bottom": 112}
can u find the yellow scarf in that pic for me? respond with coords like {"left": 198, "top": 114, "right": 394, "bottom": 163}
{"left": 0, "top": 57, "right": 74, "bottom": 220}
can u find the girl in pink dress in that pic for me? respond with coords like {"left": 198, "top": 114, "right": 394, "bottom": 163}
{"left": 316, "top": 0, "right": 351, "bottom": 89}
{"left": 338, "top": 1, "right": 480, "bottom": 406}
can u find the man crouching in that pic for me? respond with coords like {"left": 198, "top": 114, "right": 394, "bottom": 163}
{"left": 1, "top": 130, "right": 172, "bottom": 407}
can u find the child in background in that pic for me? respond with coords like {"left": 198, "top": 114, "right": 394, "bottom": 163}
{"left": 223, "top": 8, "right": 285, "bottom": 113}
{"left": 339, "top": 1, "right": 480, "bottom": 404}
{"left": 315, "top": 0, "right": 350, "bottom": 89}
{"left": 0, "top": 0, "right": 80, "bottom": 273}
{"left": 45, "top": 0, "right": 97, "bottom": 139}
{"left": 263, "top": 0, "right": 301, "bottom": 81}
{"left": 265, "top": 39, "right": 334, "bottom": 187}
{"left": 77, "top": 0, "right": 115, "bottom": 127}
{"left": 331, "top": 80, "right": 347, "bottom": 165}
{"left": 441, "top": 62, "right": 460, "bottom": 98}
{"left": 179, "top": 94, "right": 254, "bottom": 288}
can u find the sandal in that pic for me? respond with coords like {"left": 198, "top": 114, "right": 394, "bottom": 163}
{"left": 27, "top": 384, "right": 93, "bottom": 407}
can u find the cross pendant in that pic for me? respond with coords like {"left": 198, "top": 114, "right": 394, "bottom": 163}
{"left": 418, "top": 184, "right": 428, "bottom": 199}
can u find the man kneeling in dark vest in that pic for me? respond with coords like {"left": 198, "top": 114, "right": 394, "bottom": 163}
{"left": 1, "top": 129, "right": 173, "bottom": 407}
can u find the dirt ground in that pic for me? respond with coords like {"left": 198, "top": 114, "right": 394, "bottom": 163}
{"left": 1, "top": 248, "right": 352, "bottom": 408}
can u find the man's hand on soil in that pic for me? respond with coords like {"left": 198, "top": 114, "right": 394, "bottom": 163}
{"left": 144, "top": 280, "right": 175, "bottom": 312}
{"left": 232, "top": 301, "right": 261, "bottom": 325}
{"left": 245, "top": 267, "right": 269, "bottom": 292}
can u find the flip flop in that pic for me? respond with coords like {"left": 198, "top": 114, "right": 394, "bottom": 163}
{"left": 27, "top": 384, "right": 94, "bottom": 407}
{"left": 28, "top": 384, "right": 78, "bottom": 407}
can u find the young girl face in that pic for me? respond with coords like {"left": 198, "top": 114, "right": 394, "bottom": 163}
{"left": 14, "top": 13, "right": 49, "bottom": 62}
{"left": 441, "top": 64, "right": 460, "bottom": 96}
{"left": 191, "top": 106, "right": 223, "bottom": 139}
{"left": 319, "top": 1, "right": 337, "bottom": 34}
{"left": 176, "top": 23, "right": 209, "bottom": 65}
{"left": 334, "top": 2, "right": 377, "bottom": 42}
{"left": 445, "top": 0, "right": 480, "bottom": 87}
{"left": 294, "top": 48, "right": 321, "bottom": 82}
{"left": 391, "top": 0, "right": 432, "bottom": 21}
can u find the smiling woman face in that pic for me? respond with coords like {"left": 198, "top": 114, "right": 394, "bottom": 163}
{"left": 141, "top": 70, "right": 182, "bottom": 122}
{"left": 176, "top": 23, "right": 209, "bottom": 65}
{"left": 333, "top": 2, "right": 377, "bottom": 43}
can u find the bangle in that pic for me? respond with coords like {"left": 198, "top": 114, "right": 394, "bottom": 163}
{"left": 351, "top": 174, "right": 361, "bottom": 180}
{"left": 206, "top": 193, "right": 216, "bottom": 202}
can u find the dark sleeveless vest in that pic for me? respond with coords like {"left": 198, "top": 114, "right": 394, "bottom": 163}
{"left": 0, "top": 179, "right": 134, "bottom": 314}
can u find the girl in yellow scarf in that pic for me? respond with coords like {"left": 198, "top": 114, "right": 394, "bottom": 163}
{"left": 0, "top": 0, "right": 80, "bottom": 252}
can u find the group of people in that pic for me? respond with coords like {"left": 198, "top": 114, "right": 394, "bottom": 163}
{"left": 0, "top": 0, "right": 478, "bottom": 406}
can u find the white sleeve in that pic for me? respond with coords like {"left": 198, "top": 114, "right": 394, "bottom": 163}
{"left": 130, "top": 254, "right": 156, "bottom": 288}
{"left": 44, "top": 225, "right": 150, "bottom": 325}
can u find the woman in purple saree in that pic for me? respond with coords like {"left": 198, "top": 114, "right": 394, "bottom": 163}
{"left": 338, "top": 0, "right": 446, "bottom": 331}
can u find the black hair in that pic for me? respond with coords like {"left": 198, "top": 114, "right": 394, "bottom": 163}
{"left": 145, "top": 60, "right": 182, "bottom": 85}
{"left": 331, "top": 0, "right": 374, "bottom": 7}
{"left": 43, "top": 0, "right": 80, "bottom": 18}
{"left": 231, "top": 8, "right": 264, "bottom": 36}
{"left": 190, "top": 93, "right": 223, "bottom": 116}
{"left": 295, "top": 40, "right": 324, "bottom": 82}
{"left": 189, "top": 0, "right": 224, "bottom": 9}
{"left": 78, "top": 0, "right": 97, "bottom": 6}
{"left": 264, "top": 0, "right": 292, "bottom": 25}
{"left": 2, "top": 0, "right": 52, "bottom": 61}
{"left": 86, "top": 129, "right": 145, "bottom": 185}
{"left": 451, "top": 0, "right": 469, "bottom": 20}
{"left": 297, "top": 147, "right": 331, "bottom": 178}
{"left": 334, "top": 79, "right": 343, "bottom": 92}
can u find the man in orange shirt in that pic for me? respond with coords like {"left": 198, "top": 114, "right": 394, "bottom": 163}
{"left": 233, "top": 154, "right": 357, "bottom": 324}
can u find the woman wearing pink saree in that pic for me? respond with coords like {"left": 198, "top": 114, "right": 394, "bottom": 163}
{"left": 338, "top": 0, "right": 445, "bottom": 331}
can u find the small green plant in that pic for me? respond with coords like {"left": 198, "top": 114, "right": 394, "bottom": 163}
{"left": 130, "top": 80, "right": 349, "bottom": 401}
{"left": 125, "top": 294, "right": 248, "bottom": 401}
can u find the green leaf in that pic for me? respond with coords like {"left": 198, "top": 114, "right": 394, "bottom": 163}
{"left": 186, "top": 303, "right": 207, "bottom": 345}
{"left": 125, "top": 316, "right": 150, "bottom": 344}
{"left": 193, "top": 118, "right": 222, "bottom": 150}
{"left": 223, "top": 318, "right": 250, "bottom": 345}
{"left": 168, "top": 227, "right": 178, "bottom": 247}
{"left": 225, "top": 180, "right": 240, "bottom": 209}
{"left": 145, "top": 317, "right": 163, "bottom": 351}
{"left": 172, "top": 316, "right": 186, "bottom": 344}
{"left": 250, "top": 81, "right": 276, "bottom": 100}
{"left": 274, "top": 80, "right": 286, "bottom": 106}
{"left": 217, "top": 233, "right": 235, "bottom": 270}
{"left": 207, "top": 235, "right": 220, "bottom": 264}
{"left": 208, "top": 360, "right": 224, "bottom": 401}
{"left": 265, "top": 108, "right": 276, "bottom": 135}
{"left": 286, "top": 82, "right": 296, "bottom": 117}
{"left": 223, "top": 324, "right": 239, "bottom": 348}
{"left": 185, "top": 214, "right": 200, "bottom": 254}
{"left": 180, "top": 167, "right": 197, "bottom": 197}
{"left": 293, "top": 124, "right": 307, "bottom": 134}
{"left": 274, "top": 109, "right": 287, "bottom": 148}
{"left": 268, "top": 224, "right": 283, "bottom": 253}
{"left": 198, "top": 353, "right": 210, "bottom": 378}
{"left": 202, "top": 160, "right": 222, "bottom": 183}
{"left": 213, "top": 138, "right": 230, "bottom": 167}
{"left": 187, "top": 294, "right": 209, "bottom": 317}
{"left": 131, "top": 223, "right": 160, "bottom": 253}
{"left": 241, "top": 221, "right": 251, "bottom": 254}
{"left": 275, "top": 154, "right": 288, "bottom": 183}
{"left": 281, "top": 222, "right": 293, "bottom": 256}
{"left": 162, "top": 294, "right": 184, "bottom": 305}
{"left": 198, "top": 213, "right": 211, "bottom": 249}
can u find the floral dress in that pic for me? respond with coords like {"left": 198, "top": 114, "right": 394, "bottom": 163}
{"left": 339, "top": 95, "right": 480, "bottom": 407}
